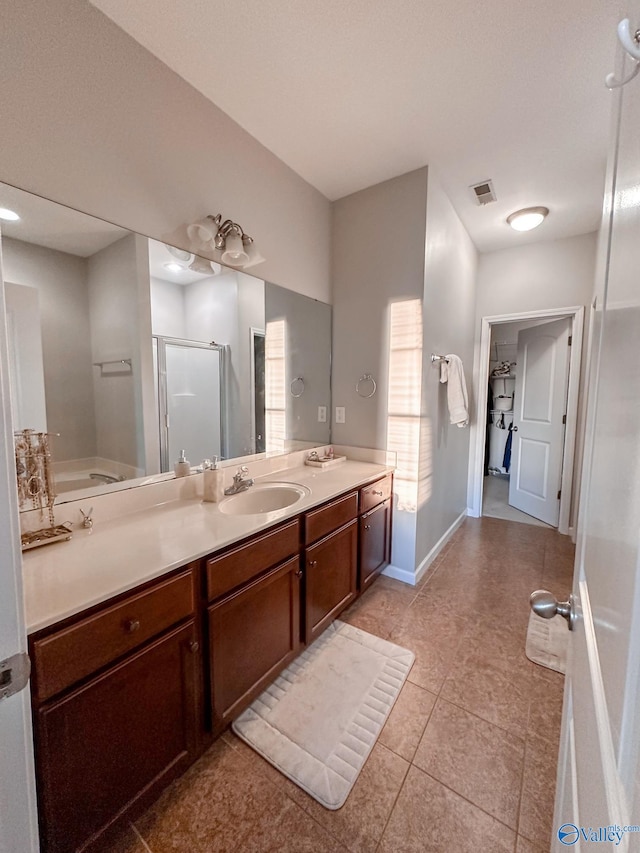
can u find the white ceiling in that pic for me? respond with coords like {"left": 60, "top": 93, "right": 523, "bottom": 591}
{"left": 90, "top": 0, "right": 622, "bottom": 252}
{"left": 0, "top": 183, "right": 126, "bottom": 256}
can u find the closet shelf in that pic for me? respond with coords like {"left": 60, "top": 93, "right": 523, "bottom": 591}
{"left": 490, "top": 374, "right": 516, "bottom": 380}
{"left": 490, "top": 409, "right": 514, "bottom": 415}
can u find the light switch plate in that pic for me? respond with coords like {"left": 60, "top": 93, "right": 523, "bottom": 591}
{"left": 335, "top": 406, "right": 346, "bottom": 424}
{"left": 317, "top": 406, "right": 327, "bottom": 423}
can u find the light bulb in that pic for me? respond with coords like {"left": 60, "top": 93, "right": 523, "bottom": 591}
{"left": 506, "top": 207, "right": 549, "bottom": 232}
{"left": 0, "top": 207, "right": 20, "bottom": 221}
{"left": 221, "top": 232, "right": 249, "bottom": 266}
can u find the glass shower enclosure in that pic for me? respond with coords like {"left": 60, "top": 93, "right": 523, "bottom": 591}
{"left": 153, "top": 336, "right": 227, "bottom": 472}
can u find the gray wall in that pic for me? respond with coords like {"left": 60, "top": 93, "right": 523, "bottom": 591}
{"left": 265, "top": 283, "right": 331, "bottom": 446}
{"left": 332, "top": 168, "right": 478, "bottom": 581}
{"left": 469, "top": 232, "right": 597, "bottom": 524}
{"left": 87, "top": 233, "right": 153, "bottom": 472}
{"left": 331, "top": 168, "right": 429, "bottom": 450}
{"left": 0, "top": 0, "right": 331, "bottom": 303}
{"left": 1, "top": 237, "right": 96, "bottom": 462}
{"left": 416, "top": 175, "right": 478, "bottom": 567}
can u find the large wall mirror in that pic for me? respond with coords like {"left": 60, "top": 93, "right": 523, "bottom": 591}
{"left": 0, "top": 182, "right": 332, "bottom": 502}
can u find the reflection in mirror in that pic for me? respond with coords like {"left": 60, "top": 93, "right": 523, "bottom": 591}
{"left": 0, "top": 183, "right": 332, "bottom": 503}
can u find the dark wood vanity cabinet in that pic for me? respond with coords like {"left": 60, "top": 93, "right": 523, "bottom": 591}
{"left": 29, "top": 476, "right": 393, "bottom": 852}
{"left": 29, "top": 566, "right": 202, "bottom": 853}
{"left": 209, "top": 556, "right": 301, "bottom": 733}
{"left": 359, "top": 474, "right": 393, "bottom": 591}
{"left": 304, "top": 492, "right": 359, "bottom": 643}
{"left": 206, "top": 519, "right": 301, "bottom": 734}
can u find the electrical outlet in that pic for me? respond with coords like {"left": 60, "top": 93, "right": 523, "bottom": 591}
{"left": 335, "top": 406, "right": 346, "bottom": 424}
{"left": 317, "top": 406, "right": 327, "bottom": 423}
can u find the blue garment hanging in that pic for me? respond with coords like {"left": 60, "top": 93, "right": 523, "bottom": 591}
{"left": 503, "top": 423, "right": 513, "bottom": 472}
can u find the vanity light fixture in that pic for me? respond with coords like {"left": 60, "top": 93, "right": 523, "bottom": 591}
{"left": 506, "top": 206, "right": 549, "bottom": 232}
{"left": 0, "top": 207, "right": 20, "bottom": 221}
{"left": 186, "top": 213, "right": 264, "bottom": 269}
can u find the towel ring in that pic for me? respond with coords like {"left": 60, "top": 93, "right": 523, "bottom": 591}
{"left": 356, "top": 374, "right": 377, "bottom": 398}
{"left": 290, "top": 376, "right": 305, "bottom": 398}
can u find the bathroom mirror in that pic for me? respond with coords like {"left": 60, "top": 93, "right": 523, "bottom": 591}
{"left": 0, "top": 182, "right": 331, "bottom": 502}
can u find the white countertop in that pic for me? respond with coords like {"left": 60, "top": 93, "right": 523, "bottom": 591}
{"left": 23, "top": 460, "right": 392, "bottom": 634}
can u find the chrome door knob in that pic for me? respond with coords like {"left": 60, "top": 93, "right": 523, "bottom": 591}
{"left": 530, "top": 589, "right": 576, "bottom": 631}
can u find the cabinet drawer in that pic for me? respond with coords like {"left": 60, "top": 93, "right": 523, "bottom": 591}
{"left": 360, "top": 474, "right": 393, "bottom": 514}
{"left": 31, "top": 568, "right": 196, "bottom": 703}
{"left": 207, "top": 519, "right": 300, "bottom": 601}
{"left": 305, "top": 491, "right": 358, "bottom": 545}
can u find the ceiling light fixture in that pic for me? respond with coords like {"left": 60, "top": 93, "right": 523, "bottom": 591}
{"left": 186, "top": 213, "right": 264, "bottom": 269}
{"left": 0, "top": 207, "right": 20, "bottom": 221}
{"left": 506, "top": 206, "right": 549, "bottom": 232}
{"left": 164, "top": 262, "right": 185, "bottom": 273}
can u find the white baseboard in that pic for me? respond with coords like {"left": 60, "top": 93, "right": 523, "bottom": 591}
{"left": 382, "top": 564, "right": 419, "bottom": 586}
{"left": 382, "top": 509, "right": 468, "bottom": 587}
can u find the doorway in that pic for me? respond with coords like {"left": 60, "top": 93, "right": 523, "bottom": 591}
{"left": 468, "top": 306, "right": 584, "bottom": 535}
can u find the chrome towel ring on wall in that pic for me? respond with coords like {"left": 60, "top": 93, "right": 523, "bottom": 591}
{"left": 356, "top": 374, "right": 377, "bottom": 398}
{"left": 290, "top": 376, "right": 305, "bottom": 397}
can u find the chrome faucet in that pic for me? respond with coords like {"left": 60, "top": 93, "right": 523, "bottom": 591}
{"left": 224, "top": 466, "right": 254, "bottom": 496}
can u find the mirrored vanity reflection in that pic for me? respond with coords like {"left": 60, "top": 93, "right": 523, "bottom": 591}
{"left": 0, "top": 182, "right": 332, "bottom": 503}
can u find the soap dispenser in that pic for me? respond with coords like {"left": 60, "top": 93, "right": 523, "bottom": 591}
{"left": 203, "top": 455, "right": 224, "bottom": 502}
{"left": 174, "top": 449, "right": 191, "bottom": 478}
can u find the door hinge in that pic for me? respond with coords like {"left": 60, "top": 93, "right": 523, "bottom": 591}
{"left": 0, "top": 652, "right": 31, "bottom": 701}
{"left": 557, "top": 490, "right": 562, "bottom": 500}
{"left": 562, "top": 414, "right": 567, "bottom": 425}
{"left": 568, "top": 335, "right": 572, "bottom": 346}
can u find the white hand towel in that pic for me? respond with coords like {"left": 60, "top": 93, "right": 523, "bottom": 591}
{"left": 440, "top": 354, "right": 469, "bottom": 428}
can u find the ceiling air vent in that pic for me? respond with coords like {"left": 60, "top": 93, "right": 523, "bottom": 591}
{"left": 470, "top": 180, "right": 496, "bottom": 206}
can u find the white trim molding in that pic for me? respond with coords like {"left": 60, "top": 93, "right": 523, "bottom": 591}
{"left": 383, "top": 509, "right": 467, "bottom": 586}
{"left": 467, "top": 306, "right": 584, "bottom": 536}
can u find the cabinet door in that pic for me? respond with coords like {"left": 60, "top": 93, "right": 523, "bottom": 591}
{"left": 209, "top": 556, "right": 301, "bottom": 733}
{"left": 359, "top": 499, "right": 391, "bottom": 591}
{"left": 36, "top": 621, "right": 200, "bottom": 853}
{"left": 305, "top": 519, "right": 358, "bottom": 644}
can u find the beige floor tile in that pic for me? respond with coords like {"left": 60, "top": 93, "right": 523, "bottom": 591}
{"left": 516, "top": 833, "right": 550, "bottom": 852}
{"left": 441, "top": 653, "right": 533, "bottom": 737}
{"left": 389, "top": 615, "right": 467, "bottom": 695}
{"left": 456, "top": 615, "right": 534, "bottom": 679}
{"left": 413, "top": 699, "right": 525, "bottom": 829}
{"left": 378, "top": 765, "right": 516, "bottom": 853}
{"left": 528, "top": 673, "right": 565, "bottom": 748}
{"left": 378, "top": 681, "right": 437, "bottom": 761}
{"left": 298, "top": 743, "right": 409, "bottom": 853}
{"left": 135, "top": 740, "right": 297, "bottom": 853}
{"left": 92, "top": 823, "right": 149, "bottom": 853}
{"left": 340, "top": 578, "right": 416, "bottom": 638}
{"left": 239, "top": 797, "right": 348, "bottom": 852}
{"left": 518, "top": 732, "right": 559, "bottom": 844}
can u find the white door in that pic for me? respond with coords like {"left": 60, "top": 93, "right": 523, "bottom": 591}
{"left": 552, "top": 43, "right": 640, "bottom": 850}
{"left": 509, "top": 318, "right": 571, "bottom": 525}
{"left": 0, "top": 242, "right": 40, "bottom": 851}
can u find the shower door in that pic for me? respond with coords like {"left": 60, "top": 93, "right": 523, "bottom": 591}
{"left": 154, "top": 336, "right": 227, "bottom": 472}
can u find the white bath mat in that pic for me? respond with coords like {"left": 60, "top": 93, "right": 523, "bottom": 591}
{"left": 525, "top": 611, "right": 568, "bottom": 674}
{"left": 232, "top": 620, "right": 414, "bottom": 810}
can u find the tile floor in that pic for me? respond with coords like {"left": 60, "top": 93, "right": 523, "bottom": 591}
{"left": 482, "top": 475, "right": 553, "bottom": 529}
{"left": 101, "top": 516, "right": 573, "bottom": 853}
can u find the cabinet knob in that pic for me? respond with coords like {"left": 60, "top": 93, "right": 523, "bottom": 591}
{"left": 295, "top": 569, "right": 303, "bottom": 578}
{"left": 364, "top": 524, "right": 371, "bottom": 530}
{"left": 372, "top": 489, "right": 383, "bottom": 496}
{"left": 124, "top": 619, "right": 140, "bottom": 634}
{"left": 188, "top": 640, "right": 200, "bottom": 653}
{"left": 308, "top": 560, "right": 317, "bottom": 567}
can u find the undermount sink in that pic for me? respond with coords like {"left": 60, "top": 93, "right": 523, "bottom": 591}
{"left": 218, "top": 482, "right": 310, "bottom": 515}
